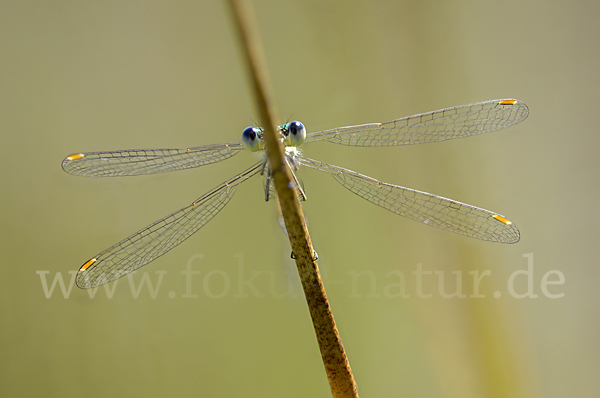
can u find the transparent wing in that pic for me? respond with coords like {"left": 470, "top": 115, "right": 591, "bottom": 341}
{"left": 76, "top": 161, "right": 263, "bottom": 288}
{"left": 305, "top": 99, "right": 528, "bottom": 146}
{"left": 298, "top": 156, "right": 519, "bottom": 243}
{"left": 62, "top": 142, "right": 245, "bottom": 177}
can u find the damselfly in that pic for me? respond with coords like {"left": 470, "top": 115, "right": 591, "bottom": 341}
{"left": 63, "top": 99, "right": 528, "bottom": 288}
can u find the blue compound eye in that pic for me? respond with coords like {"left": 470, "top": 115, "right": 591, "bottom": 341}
{"left": 242, "top": 126, "right": 263, "bottom": 152}
{"left": 286, "top": 121, "right": 306, "bottom": 147}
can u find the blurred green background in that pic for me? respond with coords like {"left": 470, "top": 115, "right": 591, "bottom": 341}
{"left": 1, "top": 1, "right": 598, "bottom": 397}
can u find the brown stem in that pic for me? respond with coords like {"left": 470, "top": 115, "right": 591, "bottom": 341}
{"left": 225, "top": 1, "right": 358, "bottom": 396}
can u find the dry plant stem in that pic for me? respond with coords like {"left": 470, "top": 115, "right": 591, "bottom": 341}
{"left": 226, "top": 1, "right": 358, "bottom": 397}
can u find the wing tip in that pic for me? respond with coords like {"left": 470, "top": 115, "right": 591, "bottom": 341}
{"left": 66, "top": 153, "right": 85, "bottom": 161}
{"left": 497, "top": 98, "right": 529, "bottom": 117}
{"left": 62, "top": 153, "right": 85, "bottom": 174}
